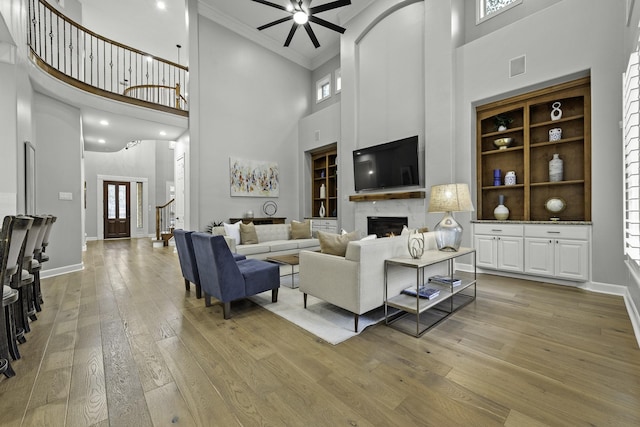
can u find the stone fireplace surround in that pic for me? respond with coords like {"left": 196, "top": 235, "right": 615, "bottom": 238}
{"left": 353, "top": 197, "right": 428, "bottom": 237}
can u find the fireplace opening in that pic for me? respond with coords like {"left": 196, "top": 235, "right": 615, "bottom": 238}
{"left": 367, "top": 216, "right": 408, "bottom": 237}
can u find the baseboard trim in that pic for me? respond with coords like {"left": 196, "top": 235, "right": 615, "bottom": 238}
{"left": 41, "top": 263, "right": 84, "bottom": 279}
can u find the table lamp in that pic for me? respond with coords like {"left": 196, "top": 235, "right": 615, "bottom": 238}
{"left": 428, "top": 183, "right": 474, "bottom": 251}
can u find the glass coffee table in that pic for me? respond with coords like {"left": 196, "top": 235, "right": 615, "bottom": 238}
{"left": 266, "top": 254, "right": 299, "bottom": 288}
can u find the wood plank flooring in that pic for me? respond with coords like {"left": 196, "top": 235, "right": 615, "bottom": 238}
{"left": 1, "top": 238, "right": 639, "bottom": 426}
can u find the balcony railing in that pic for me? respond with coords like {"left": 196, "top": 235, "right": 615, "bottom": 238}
{"left": 27, "top": 0, "right": 188, "bottom": 115}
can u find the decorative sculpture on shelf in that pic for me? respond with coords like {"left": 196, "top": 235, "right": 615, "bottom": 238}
{"left": 407, "top": 230, "right": 425, "bottom": 259}
{"left": 550, "top": 101, "right": 562, "bottom": 121}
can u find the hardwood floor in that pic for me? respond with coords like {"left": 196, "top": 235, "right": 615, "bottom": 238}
{"left": 1, "top": 238, "right": 639, "bottom": 426}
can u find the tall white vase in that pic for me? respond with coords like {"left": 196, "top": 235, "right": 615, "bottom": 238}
{"left": 320, "top": 183, "right": 326, "bottom": 199}
{"left": 319, "top": 201, "right": 325, "bottom": 218}
{"left": 549, "top": 153, "right": 563, "bottom": 182}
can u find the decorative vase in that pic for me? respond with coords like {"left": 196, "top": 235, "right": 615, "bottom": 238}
{"left": 319, "top": 201, "right": 325, "bottom": 218}
{"left": 549, "top": 153, "right": 563, "bottom": 182}
{"left": 319, "top": 183, "right": 326, "bottom": 199}
{"left": 504, "top": 171, "right": 516, "bottom": 186}
{"left": 549, "top": 128, "right": 562, "bottom": 141}
{"left": 498, "top": 125, "right": 507, "bottom": 132}
{"left": 494, "top": 195, "right": 510, "bottom": 220}
{"left": 550, "top": 101, "right": 562, "bottom": 121}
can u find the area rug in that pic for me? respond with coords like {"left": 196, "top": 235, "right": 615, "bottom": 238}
{"left": 248, "top": 276, "right": 390, "bottom": 345}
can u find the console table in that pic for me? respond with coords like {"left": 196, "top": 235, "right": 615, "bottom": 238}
{"left": 229, "top": 217, "right": 286, "bottom": 225}
{"left": 384, "top": 248, "right": 476, "bottom": 337}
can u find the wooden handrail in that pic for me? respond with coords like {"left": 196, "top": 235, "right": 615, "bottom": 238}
{"left": 32, "top": 0, "right": 188, "bottom": 72}
{"left": 28, "top": 0, "right": 189, "bottom": 113}
{"left": 155, "top": 199, "right": 175, "bottom": 241}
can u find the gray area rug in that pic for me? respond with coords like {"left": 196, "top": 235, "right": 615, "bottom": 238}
{"left": 249, "top": 276, "right": 389, "bottom": 345}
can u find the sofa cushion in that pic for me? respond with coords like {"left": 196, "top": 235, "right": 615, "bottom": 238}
{"left": 240, "top": 222, "right": 259, "bottom": 244}
{"left": 318, "top": 230, "right": 360, "bottom": 256}
{"left": 223, "top": 221, "right": 241, "bottom": 244}
{"left": 269, "top": 240, "right": 298, "bottom": 252}
{"left": 291, "top": 220, "right": 311, "bottom": 239}
{"left": 296, "top": 238, "right": 319, "bottom": 249}
{"left": 237, "top": 243, "right": 271, "bottom": 256}
{"left": 255, "top": 224, "right": 291, "bottom": 242}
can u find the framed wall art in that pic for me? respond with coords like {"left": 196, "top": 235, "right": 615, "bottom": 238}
{"left": 229, "top": 157, "right": 279, "bottom": 197}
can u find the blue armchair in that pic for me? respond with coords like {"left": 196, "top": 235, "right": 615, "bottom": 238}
{"left": 174, "top": 229, "right": 246, "bottom": 299}
{"left": 191, "top": 232, "right": 280, "bottom": 319}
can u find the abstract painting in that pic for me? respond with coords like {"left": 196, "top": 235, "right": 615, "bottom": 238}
{"left": 229, "top": 157, "right": 279, "bottom": 197}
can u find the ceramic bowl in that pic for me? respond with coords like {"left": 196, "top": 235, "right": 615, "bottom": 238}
{"left": 493, "top": 137, "right": 513, "bottom": 150}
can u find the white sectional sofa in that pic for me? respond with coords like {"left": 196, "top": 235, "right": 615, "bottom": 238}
{"left": 299, "top": 231, "right": 446, "bottom": 331}
{"left": 212, "top": 223, "right": 320, "bottom": 260}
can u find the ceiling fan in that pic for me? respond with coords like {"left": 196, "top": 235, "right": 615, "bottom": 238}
{"left": 252, "top": 0, "right": 352, "bottom": 48}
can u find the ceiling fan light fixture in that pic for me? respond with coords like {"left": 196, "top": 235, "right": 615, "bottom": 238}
{"left": 293, "top": 11, "right": 308, "bottom": 25}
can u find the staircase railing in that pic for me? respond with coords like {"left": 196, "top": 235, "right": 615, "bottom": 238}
{"left": 27, "top": 0, "right": 188, "bottom": 115}
{"left": 156, "top": 199, "right": 176, "bottom": 242}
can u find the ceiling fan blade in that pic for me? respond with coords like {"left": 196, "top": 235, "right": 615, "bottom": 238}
{"left": 258, "top": 16, "right": 293, "bottom": 31}
{"left": 252, "top": 0, "right": 289, "bottom": 12}
{"left": 303, "top": 23, "right": 320, "bottom": 48}
{"left": 309, "top": 0, "right": 351, "bottom": 15}
{"left": 284, "top": 23, "right": 299, "bottom": 47}
{"left": 308, "top": 15, "right": 346, "bottom": 33}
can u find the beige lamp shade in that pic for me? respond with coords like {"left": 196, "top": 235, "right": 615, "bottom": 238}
{"left": 428, "top": 183, "right": 475, "bottom": 213}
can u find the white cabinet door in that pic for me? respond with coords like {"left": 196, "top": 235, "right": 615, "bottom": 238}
{"left": 474, "top": 235, "right": 497, "bottom": 269}
{"left": 524, "top": 238, "right": 554, "bottom": 276}
{"left": 497, "top": 236, "right": 524, "bottom": 272}
{"left": 555, "top": 239, "right": 589, "bottom": 281}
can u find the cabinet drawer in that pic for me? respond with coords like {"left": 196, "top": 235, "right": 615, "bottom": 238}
{"left": 524, "top": 225, "right": 589, "bottom": 240}
{"left": 474, "top": 223, "right": 523, "bottom": 237}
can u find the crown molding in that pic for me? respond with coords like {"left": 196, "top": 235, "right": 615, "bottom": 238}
{"left": 197, "top": 1, "right": 314, "bottom": 70}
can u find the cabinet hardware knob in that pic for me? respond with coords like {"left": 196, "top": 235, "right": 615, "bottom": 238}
{"left": 491, "top": 229, "right": 502, "bottom": 232}
{"left": 547, "top": 231, "right": 561, "bottom": 234}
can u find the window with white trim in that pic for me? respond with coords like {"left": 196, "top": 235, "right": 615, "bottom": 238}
{"left": 477, "top": 0, "right": 522, "bottom": 23}
{"left": 335, "top": 68, "right": 342, "bottom": 94}
{"left": 316, "top": 74, "right": 331, "bottom": 103}
{"left": 624, "top": 43, "right": 640, "bottom": 267}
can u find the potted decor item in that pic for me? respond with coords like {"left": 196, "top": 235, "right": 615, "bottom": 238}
{"left": 494, "top": 195, "right": 509, "bottom": 220}
{"left": 494, "top": 114, "right": 513, "bottom": 131}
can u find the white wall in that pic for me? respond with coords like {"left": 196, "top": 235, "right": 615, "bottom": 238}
{"left": 340, "top": 0, "right": 426, "bottom": 232}
{"left": 84, "top": 142, "right": 158, "bottom": 239}
{"left": 298, "top": 102, "right": 342, "bottom": 220}
{"left": 33, "top": 93, "right": 83, "bottom": 275}
{"left": 455, "top": 0, "right": 626, "bottom": 287}
{"left": 192, "top": 15, "right": 311, "bottom": 229}
{"left": 310, "top": 54, "right": 341, "bottom": 115}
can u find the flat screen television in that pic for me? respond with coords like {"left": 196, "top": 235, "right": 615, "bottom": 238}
{"left": 353, "top": 135, "right": 419, "bottom": 192}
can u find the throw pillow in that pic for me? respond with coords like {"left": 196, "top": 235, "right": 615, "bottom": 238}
{"left": 318, "top": 230, "right": 360, "bottom": 256}
{"left": 360, "top": 234, "right": 378, "bottom": 241}
{"left": 223, "top": 221, "right": 242, "bottom": 244}
{"left": 291, "top": 220, "right": 311, "bottom": 239}
{"left": 240, "top": 222, "right": 259, "bottom": 244}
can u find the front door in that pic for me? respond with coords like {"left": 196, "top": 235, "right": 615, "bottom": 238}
{"left": 104, "top": 181, "right": 130, "bottom": 239}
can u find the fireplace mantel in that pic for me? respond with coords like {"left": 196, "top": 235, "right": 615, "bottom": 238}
{"left": 349, "top": 191, "right": 425, "bottom": 202}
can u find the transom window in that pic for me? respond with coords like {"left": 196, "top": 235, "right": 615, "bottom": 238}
{"left": 316, "top": 74, "right": 331, "bottom": 103}
{"left": 477, "top": 0, "right": 522, "bottom": 23}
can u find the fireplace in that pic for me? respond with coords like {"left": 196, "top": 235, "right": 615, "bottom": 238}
{"left": 367, "top": 216, "right": 408, "bottom": 237}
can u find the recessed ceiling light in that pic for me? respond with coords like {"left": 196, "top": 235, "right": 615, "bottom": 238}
{"left": 100, "top": 120, "right": 109, "bottom": 126}
{"left": 159, "top": 130, "right": 167, "bottom": 136}
{"left": 98, "top": 139, "right": 106, "bottom": 144}
{"left": 157, "top": 1, "right": 166, "bottom": 10}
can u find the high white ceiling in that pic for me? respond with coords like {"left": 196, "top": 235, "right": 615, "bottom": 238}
{"left": 69, "top": 0, "right": 373, "bottom": 152}
{"left": 201, "top": 0, "right": 374, "bottom": 69}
